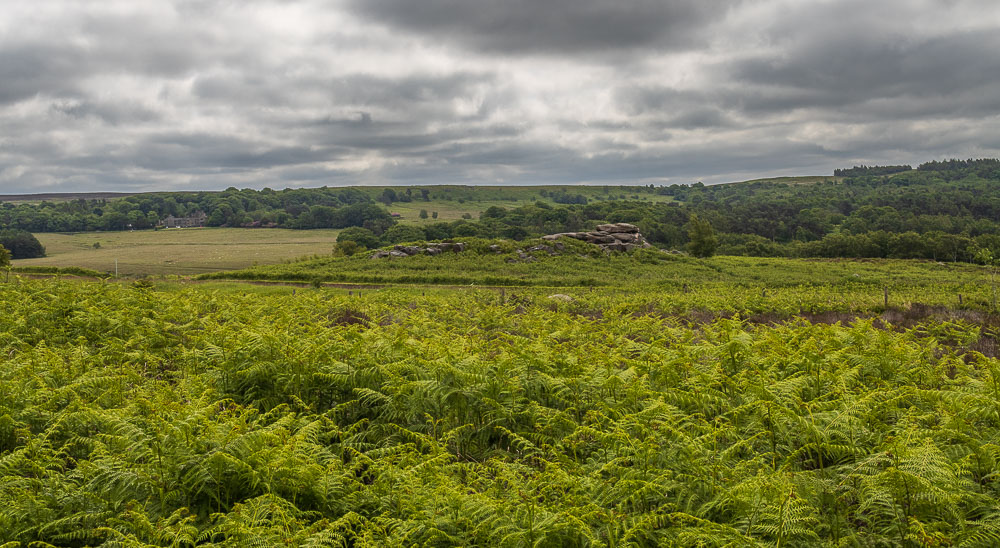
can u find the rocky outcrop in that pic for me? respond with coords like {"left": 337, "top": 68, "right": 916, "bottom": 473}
{"left": 542, "top": 223, "right": 651, "bottom": 252}
{"left": 370, "top": 223, "right": 650, "bottom": 260}
{"left": 370, "top": 242, "right": 466, "bottom": 259}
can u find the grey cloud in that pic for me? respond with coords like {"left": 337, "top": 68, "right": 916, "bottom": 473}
{"left": 50, "top": 100, "right": 161, "bottom": 126}
{"left": 734, "top": 30, "right": 1000, "bottom": 99}
{"left": 191, "top": 71, "right": 502, "bottom": 122}
{"left": 615, "top": 86, "right": 734, "bottom": 130}
{"left": 718, "top": 0, "right": 1000, "bottom": 122}
{"left": 3, "top": 0, "right": 1000, "bottom": 193}
{"left": 0, "top": 5, "right": 251, "bottom": 107}
{"left": 345, "top": 0, "right": 740, "bottom": 55}
{"left": 133, "top": 133, "right": 338, "bottom": 171}
{"left": 0, "top": 44, "right": 88, "bottom": 104}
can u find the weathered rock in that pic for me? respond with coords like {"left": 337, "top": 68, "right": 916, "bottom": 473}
{"left": 611, "top": 232, "right": 638, "bottom": 242}
{"left": 547, "top": 294, "right": 574, "bottom": 302}
{"left": 545, "top": 232, "right": 588, "bottom": 240}
{"left": 371, "top": 240, "right": 469, "bottom": 259}
{"left": 393, "top": 245, "right": 423, "bottom": 256}
{"left": 488, "top": 244, "right": 503, "bottom": 253}
{"left": 585, "top": 234, "right": 616, "bottom": 244}
{"left": 596, "top": 223, "right": 639, "bottom": 234}
{"left": 541, "top": 223, "right": 651, "bottom": 253}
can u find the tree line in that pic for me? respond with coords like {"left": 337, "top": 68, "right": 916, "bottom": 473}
{"left": 0, "top": 187, "right": 395, "bottom": 233}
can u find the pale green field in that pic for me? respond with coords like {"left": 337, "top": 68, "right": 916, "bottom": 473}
{"left": 12, "top": 228, "right": 341, "bottom": 276}
{"left": 729, "top": 175, "right": 841, "bottom": 186}
{"left": 382, "top": 189, "right": 678, "bottom": 225}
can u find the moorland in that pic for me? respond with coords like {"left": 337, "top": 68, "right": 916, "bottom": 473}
{"left": 3, "top": 160, "right": 1000, "bottom": 545}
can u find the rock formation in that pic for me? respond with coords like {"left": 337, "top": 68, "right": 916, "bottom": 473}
{"left": 542, "top": 223, "right": 651, "bottom": 252}
{"left": 370, "top": 242, "right": 466, "bottom": 259}
{"left": 370, "top": 223, "right": 651, "bottom": 259}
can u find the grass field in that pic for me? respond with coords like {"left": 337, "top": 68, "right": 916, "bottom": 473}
{"left": 11, "top": 227, "right": 341, "bottom": 276}
{"left": 368, "top": 184, "right": 681, "bottom": 225}
{"left": 726, "top": 175, "right": 841, "bottom": 186}
{"left": 199, "top": 239, "right": 998, "bottom": 318}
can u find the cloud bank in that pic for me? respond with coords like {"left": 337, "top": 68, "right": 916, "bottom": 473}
{"left": 1, "top": 0, "right": 998, "bottom": 192}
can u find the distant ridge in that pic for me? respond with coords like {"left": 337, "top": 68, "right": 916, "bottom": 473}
{"left": 0, "top": 192, "right": 138, "bottom": 202}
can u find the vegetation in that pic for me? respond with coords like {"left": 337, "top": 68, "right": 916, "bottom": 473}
{"left": 337, "top": 227, "right": 379, "bottom": 250}
{"left": 833, "top": 164, "right": 913, "bottom": 177}
{"left": 686, "top": 214, "right": 718, "bottom": 258}
{"left": 0, "top": 188, "right": 394, "bottom": 233}
{"left": 6, "top": 158, "right": 1000, "bottom": 268}
{"left": 8, "top": 150, "right": 1000, "bottom": 545}
{"left": 10, "top": 265, "right": 108, "bottom": 278}
{"left": 199, "top": 236, "right": 994, "bottom": 293}
{"left": 0, "top": 229, "right": 45, "bottom": 259}
{"left": 386, "top": 159, "right": 1000, "bottom": 263}
{"left": 2, "top": 272, "right": 1000, "bottom": 545}
{"left": 10, "top": 228, "right": 344, "bottom": 277}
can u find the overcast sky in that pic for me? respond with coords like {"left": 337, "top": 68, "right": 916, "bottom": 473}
{"left": 2, "top": 0, "right": 999, "bottom": 192}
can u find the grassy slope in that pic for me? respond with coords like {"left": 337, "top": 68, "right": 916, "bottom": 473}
{"left": 12, "top": 227, "right": 341, "bottom": 276}
{"left": 725, "top": 175, "right": 841, "bottom": 186}
{"left": 200, "top": 240, "right": 993, "bottom": 308}
{"left": 357, "top": 184, "right": 680, "bottom": 225}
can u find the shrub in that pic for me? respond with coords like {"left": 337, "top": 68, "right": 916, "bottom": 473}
{"left": 335, "top": 240, "right": 360, "bottom": 256}
{"left": 380, "top": 225, "right": 427, "bottom": 245}
{"left": 0, "top": 229, "right": 45, "bottom": 259}
{"left": 337, "top": 227, "right": 379, "bottom": 249}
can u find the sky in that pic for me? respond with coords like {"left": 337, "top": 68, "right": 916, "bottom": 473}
{"left": 2, "top": 0, "right": 999, "bottom": 193}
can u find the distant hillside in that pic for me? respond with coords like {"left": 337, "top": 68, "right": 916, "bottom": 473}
{"left": 3, "top": 158, "right": 1000, "bottom": 263}
{"left": 0, "top": 191, "right": 137, "bottom": 202}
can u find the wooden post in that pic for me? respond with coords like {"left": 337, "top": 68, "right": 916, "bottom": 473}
{"left": 349, "top": 290, "right": 353, "bottom": 297}
{"left": 883, "top": 286, "right": 889, "bottom": 308}
{"left": 959, "top": 293, "right": 963, "bottom": 306}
